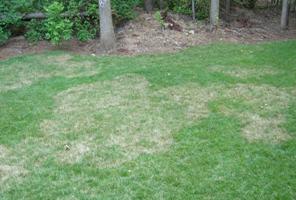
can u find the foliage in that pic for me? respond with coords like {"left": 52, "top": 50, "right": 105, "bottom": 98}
{"left": 0, "top": 27, "right": 10, "bottom": 45}
{"left": 0, "top": 1, "right": 22, "bottom": 45}
{"left": 25, "top": 19, "right": 46, "bottom": 42}
{"left": 235, "top": 0, "right": 257, "bottom": 9}
{"left": 154, "top": 11, "right": 165, "bottom": 29}
{"left": 168, "top": 0, "right": 210, "bottom": 20}
{"left": 111, "top": 0, "right": 142, "bottom": 23}
{"left": 44, "top": 2, "right": 73, "bottom": 45}
{"left": 76, "top": 21, "right": 96, "bottom": 42}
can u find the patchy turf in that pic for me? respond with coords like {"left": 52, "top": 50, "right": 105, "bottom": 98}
{"left": 0, "top": 41, "right": 296, "bottom": 199}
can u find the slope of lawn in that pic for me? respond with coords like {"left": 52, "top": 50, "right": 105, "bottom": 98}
{"left": 0, "top": 41, "right": 296, "bottom": 199}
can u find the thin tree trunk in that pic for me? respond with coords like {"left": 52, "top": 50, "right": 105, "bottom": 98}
{"left": 225, "top": 0, "right": 231, "bottom": 22}
{"left": 144, "top": 0, "right": 153, "bottom": 12}
{"left": 281, "top": 0, "right": 289, "bottom": 29}
{"left": 192, "top": 0, "right": 196, "bottom": 20}
{"left": 226, "top": 0, "right": 231, "bottom": 14}
{"left": 99, "top": 0, "right": 116, "bottom": 50}
{"left": 210, "top": 0, "right": 220, "bottom": 28}
{"left": 159, "top": 0, "right": 164, "bottom": 9}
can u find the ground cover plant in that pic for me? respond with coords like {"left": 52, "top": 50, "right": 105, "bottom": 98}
{"left": 0, "top": 40, "right": 296, "bottom": 199}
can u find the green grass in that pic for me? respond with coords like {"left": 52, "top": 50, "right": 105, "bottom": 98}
{"left": 0, "top": 41, "right": 296, "bottom": 199}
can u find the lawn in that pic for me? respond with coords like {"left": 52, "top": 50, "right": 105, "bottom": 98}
{"left": 0, "top": 41, "right": 296, "bottom": 199}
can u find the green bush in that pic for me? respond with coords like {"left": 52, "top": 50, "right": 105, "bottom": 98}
{"left": 44, "top": 2, "right": 73, "bottom": 45}
{"left": 168, "top": 0, "right": 209, "bottom": 20}
{"left": 25, "top": 19, "right": 46, "bottom": 42}
{"left": 76, "top": 21, "right": 96, "bottom": 42}
{"left": 111, "top": 0, "right": 142, "bottom": 23}
{"left": 154, "top": 11, "right": 165, "bottom": 29}
{"left": 0, "top": 1, "right": 22, "bottom": 44}
{"left": 0, "top": 27, "right": 10, "bottom": 45}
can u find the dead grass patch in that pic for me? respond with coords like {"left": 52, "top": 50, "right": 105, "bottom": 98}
{"left": 209, "top": 65, "right": 279, "bottom": 78}
{"left": 0, "top": 146, "right": 27, "bottom": 189}
{"left": 41, "top": 75, "right": 218, "bottom": 167}
{"left": 38, "top": 75, "right": 293, "bottom": 167}
{"left": 222, "top": 84, "right": 292, "bottom": 142}
{"left": 0, "top": 165, "right": 27, "bottom": 184}
{"left": 0, "top": 145, "right": 9, "bottom": 159}
{"left": 0, "top": 54, "right": 99, "bottom": 92}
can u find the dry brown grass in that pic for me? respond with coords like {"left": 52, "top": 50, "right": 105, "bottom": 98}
{"left": 40, "top": 75, "right": 219, "bottom": 167}
{"left": 222, "top": 84, "right": 292, "bottom": 142}
{"left": 0, "top": 145, "right": 27, "bottom": 189}
{"left": 0, "top": 165, "right": 27, "bottom": 184}
{"left": 209, "top": 65, "right": 279, "bottom": 78}
{"left": 38, "top": 75, "right": 293, "bottom": 167}
{"left": 0, "top": 54, "right": 99, "bottom": 92}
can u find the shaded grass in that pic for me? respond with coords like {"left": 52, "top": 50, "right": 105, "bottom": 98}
{"left": 0, "top": 40, "right": 296, "bottom": 199}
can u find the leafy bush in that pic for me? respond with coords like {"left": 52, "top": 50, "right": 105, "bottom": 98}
{"left": 25, "top": 19, "right": 46, "bottom": 42}
{"left": 0, "top": 1, "right": 22, "bottom": 44}
{"left": 44, "top": 2, "right": 73, "bottom": 45}
{"left": 76, "top": 21, "right": 96, "bottom": 42}
{"left": 111, "top": 0, "right": 142, "bottom": 23}
{"left": 168, "top": 0, "right": 209, "bottom": 20}
{"left": 0, "top": 27, "right": 10, "bottom": 45}
{"left": 154, "top": 11, "right": 165, "bottom": 29}
{"left": 235, "top": 0, "right": 257, "bottom": 9}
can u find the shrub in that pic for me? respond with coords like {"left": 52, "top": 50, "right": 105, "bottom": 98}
{"left": 76, "top": 21, "right": 96, "bottom": 42}
{"left": 0, "top": 1, "right": 22, "bottom": 44}
{"left": 111, "top": 0, "right": 142, "bottom": 23}
{"left": 0, "top": 27, "right": 10, "bottom": 45}
{"left": 25, "top": 19, "right": 46, "bottom": 42}
{"left": 168, "top": 0, "right": 209, "bottom": 20}
{"left": 154, "top": 11, "right": 165, "bottom": 29}
{"left": 44, "top": 2, "right": 73, "bottom": 45}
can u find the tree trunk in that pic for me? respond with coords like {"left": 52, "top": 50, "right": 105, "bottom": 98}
{"left": 99, "top": 0, "right": 116, "bottom": 51}
{"left": 144, "top": 0, "right": 153, "bottom": 12}
{"left": 210, "top": 0, "right": 220, "bottom": 27}
{"left": 192, "top": 0, "right": 196, "bottom": 20}
{"left": 281, "top": 0, "right": 289, "bottom": 29}
{"left": 159, "top": 0, "right": 164, "bottom": 9}
{"left": 225, "top": 0, "right": 231, "bottom": 14}
{"left": 225, "top": 0, "right": 231, "bottom": 22}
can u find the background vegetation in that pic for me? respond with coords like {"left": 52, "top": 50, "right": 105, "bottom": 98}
{"left": 0, "top": 0, "right": 264, "bottom": 45}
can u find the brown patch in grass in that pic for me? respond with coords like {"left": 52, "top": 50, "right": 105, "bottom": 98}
{"left": 41, "top": 75, "right": 218, "bottom": 167}
{"left": 0, "top": 54, "right": 99, "bottom": 92}
{"left": 58, "top": 139, "right": 92, "bottom": 164}
{"left": 222, "top": 84, "right": 292, "bottom": 142}
{"left": 0, "top": 165, "right": 27, "bottom": 184}
{"left": 0, "top": 145, "right": 9, "bottom": 159}
{"left": 0, "top": 146, "right": 27, "bottom": 187}
{"left": 39, "top": 75, "right": 293, "bottom": 167}
{"left": 242, "top": 113, "right": 290, "bottom": 142}
{"left": 209, "top": 65, "right": 279, "bottom": 79}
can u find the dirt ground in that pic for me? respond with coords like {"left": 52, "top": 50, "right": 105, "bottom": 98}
{"left": 0, "top": 7, "right": 295, "bottom": 60}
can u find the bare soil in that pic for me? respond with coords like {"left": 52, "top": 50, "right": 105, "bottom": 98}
{"left": 0, "top": 7, "right": 295, "bottom": 60}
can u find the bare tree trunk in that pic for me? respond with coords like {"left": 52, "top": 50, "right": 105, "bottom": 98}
{"left": 159, "top": 0, "right": 164, "bottom": 9}
{"left": 225, "top": 0, "right": 231, "bottom": 22}
{"left": 210, "top": 0, "right": 220, "bottom": 28}
{"left": 226, "top": 0, "right": 231, "bottom": 14}
{"left": 144, "top": 0, "right": 153, "bottom": 12}
{"left": 192, "top": 0, "right": 196, "bottom": 20}
{"left": 281, "top": 0, "right": 289, "bottom": 29}
{"left": 99, "top": 0, "right": 116, "bottom": 51}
